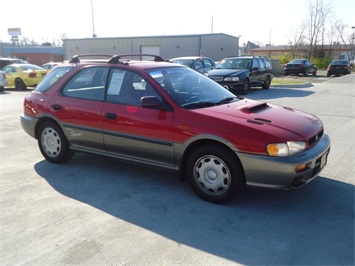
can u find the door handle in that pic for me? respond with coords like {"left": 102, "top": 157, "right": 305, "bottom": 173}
{"left": 51, "top": 104, "right": 62, "bottom": 110}
{"left": 105, "top": 113, "right": 117, "bottom": 120}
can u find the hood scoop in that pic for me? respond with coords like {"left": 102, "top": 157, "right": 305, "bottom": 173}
{"left": 238, "top": 102, "right": 270, "bottom": 114}
{"left": 247, "top": 117, "right": 272, "bottom": 125}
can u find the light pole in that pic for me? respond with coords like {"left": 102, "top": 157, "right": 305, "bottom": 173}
{"left": 91, "top": 0, "right": 97, "bottom": 38}
{"left": 351, "top": 26, "right": 355, "bottom": 67}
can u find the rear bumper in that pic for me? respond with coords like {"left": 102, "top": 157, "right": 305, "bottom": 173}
{"left": 20, "top": 114, "right": 38, "bottom": 139}
{"left": 238, "top": 134, "right": 331, "bottom": 189}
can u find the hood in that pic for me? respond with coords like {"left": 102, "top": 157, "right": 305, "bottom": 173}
{"left": 193, "top": 98, "right": 323, "bottom": 141}
{"left": 208, "top": 68, "right": 247, "bottom": 77}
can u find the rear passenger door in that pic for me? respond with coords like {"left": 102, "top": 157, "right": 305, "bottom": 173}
{"left": 257, "top": 58, "right": 267, "bottom": 85}
{"left": 249, "top": 58, "right": 260, "bottom": 86}
{"left": 52, "top": 66, "right": 109, "bottom": 153}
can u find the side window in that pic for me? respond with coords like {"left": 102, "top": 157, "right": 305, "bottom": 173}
{"left": 106, "top": 69, "right": 161, "bottom": 106}
{"left": 258, "top": 58, "right": 266, "bottom": 69}
{"left": 251, "top": 58, "right": 259, "bottom": 69}
{"left": 203, "top": 58, "right": 213, "bottom": 68}
{"left": 194, "top": 60, "right": 203, "bottom": 69}
{"left": 62, "top": 67, "right": 108, "bottom": 101}
{"left": 263, "top": 59, "right": 272, "bottom": 68}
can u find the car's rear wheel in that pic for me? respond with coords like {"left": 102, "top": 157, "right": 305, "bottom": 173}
{"left": 186, "top": 144, "right": 245, "bottom": 204}
{"left": 15, "top": 79, "right": 27, "bottom": 90}
{"left": 38, "top": 122, "right": 74, "bottom": 163}
{"left": 262, "top": 76, "right": 271, "bottom": 89}
{"left": 303, "top": 69, "right": 309, "bottom": 76}
{"left": 313, "top": 69, "right": 317, "bottom": 76}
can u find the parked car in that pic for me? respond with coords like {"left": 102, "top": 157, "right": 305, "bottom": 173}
{"left": 206, "top": 56, "right": 273, "bottom": 94}
{"left": 21, "top": 54, "right": 330, "bottom": 204}
{"left": 170, "top": 56, "right": 215, "bottom": 74}
{"left": 326, "top": 60, "right": 351, "bottom": 77}
{"left": 0, "top": 71, "right": 8, "bottom": 92}
{"left": 41, "top": 62, "right": 61, "bottom": 72}
{"left": 1, "top": 64, "right": 47, "bottom": 90}
{"left": 284, "top": 59, "right": 317, "bottom": 76}
{"left": 0, "top": 57, "right": 28, "bottom": 69}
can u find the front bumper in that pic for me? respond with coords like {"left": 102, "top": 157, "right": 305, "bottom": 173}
{"left": 238, "top": 134, "right": 331, "bottom": 189}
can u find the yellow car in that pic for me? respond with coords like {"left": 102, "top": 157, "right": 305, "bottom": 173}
{"left": 2, "top": 63, "right": 47, "bottom": 90}
{"left": 41, "top": 62, "right": 61, "bottom": 72}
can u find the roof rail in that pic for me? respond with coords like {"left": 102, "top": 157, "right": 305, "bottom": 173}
{"left": 69, "top": 54, "right": 112, "bottom": 63}
{"left": 68, "top": 54, "right": 165, "bottom": 64}
{"left": 108, "top": 54, "right": 165, "bottom": 64}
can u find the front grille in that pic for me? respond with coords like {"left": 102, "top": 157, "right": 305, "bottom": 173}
{"left": 308, "top": 129, "right": 323, "bottom": 147}
{"left": 210, "top": 77, "right": 223, "bottom": 82}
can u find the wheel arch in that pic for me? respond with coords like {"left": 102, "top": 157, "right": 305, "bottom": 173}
{"left": 179, "top": 138, "right": 245, "bottom": 182}
{"left": 34, "top": 117, "right": 62, "bottom": 139}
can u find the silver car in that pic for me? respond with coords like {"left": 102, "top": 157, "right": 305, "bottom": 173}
{"left": 0, "top": 71, "right": 8, "bottom": 92}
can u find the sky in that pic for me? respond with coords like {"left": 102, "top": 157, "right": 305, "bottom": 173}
{"left": 1, "top": 0, "right": 354, "bottom": 46}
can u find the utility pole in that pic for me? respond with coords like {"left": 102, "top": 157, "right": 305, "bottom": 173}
{"left": 91, "top": 0, "right": 97, "bottom": 38}
{"left": 211, "top": 16, "right": 214, "bottom": 34}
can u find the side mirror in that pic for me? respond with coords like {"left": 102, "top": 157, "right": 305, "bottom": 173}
{"left": 140, "top": 96, "right": 162, "bottom": 108}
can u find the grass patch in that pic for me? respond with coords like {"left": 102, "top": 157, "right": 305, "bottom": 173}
{"left": 271, "top": 78, "right": 308, "bottom": 85}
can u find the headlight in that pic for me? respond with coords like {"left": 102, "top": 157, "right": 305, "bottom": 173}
{"left": 224, "top": 77, "right": 239, "bottom": 82}
{"left": 266, "top": 141, "right": 307, "bottom": 156}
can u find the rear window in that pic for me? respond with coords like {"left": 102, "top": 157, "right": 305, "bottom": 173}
{"left": 35, "top": 66, "right": 74, "bottom": 92}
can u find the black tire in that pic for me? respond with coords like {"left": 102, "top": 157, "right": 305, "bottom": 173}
{"left": 303, "top": 69, "right": 309, "bottom": 76}
{"left": 313, "top": 69, "right": 317, "bottom": 76}
{"left": 37, "top": 122, "right": 74, "bottom": 163}
{"left": 239, "top": 78, "right": 250, "bottom": 95}
{"left": 0, "top": 86, "right": 4, "bottom": 92}
{"left": 186, "top": 144, "right": 245, "bottom": 204}
{"left": 262, "top": 76, "right": 271, "bottom": 89}
{"left": 15, "top": 79, "right": 26, "bottom": 90}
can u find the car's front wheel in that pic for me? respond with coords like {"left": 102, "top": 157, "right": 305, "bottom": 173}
{"left": 239, "top": 78, "right": 250, "bottom": 95}
{"left": 38, "top": 122, "right": 74, "bottom": 163}
{"left": 186, "top": 144, "right": 245, "bottom": 204}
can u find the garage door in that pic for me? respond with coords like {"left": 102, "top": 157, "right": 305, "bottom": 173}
{"left": 141, "top": 46, "right": 161, "bottom": 57}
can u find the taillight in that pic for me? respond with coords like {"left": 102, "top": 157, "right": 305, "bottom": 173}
{"left": 344, "top": 66, "right": 349, "bottom": 69}
{"left": 327, "top": 66, "right": 332, "bottom": 70}
{"left": 300, "top": 64, "right": 305, "bottom": 69}
{"left": 28, "top": 72, "right": 36, "bottom": 78}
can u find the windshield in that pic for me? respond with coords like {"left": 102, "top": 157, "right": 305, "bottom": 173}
{"left": 215, "top": 58, "right": 251, "bottom": 69}
{"left": 35, "top": 66, "right": 74, "bottom": 92}
{"left": 146, "top": 67, "right": 238, "bottom": 109}
{"left": 170, "top": 59, "right": 194, "bottom": 68}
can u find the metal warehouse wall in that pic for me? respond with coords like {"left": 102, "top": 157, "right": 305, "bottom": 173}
{"left": 63, "top": 34, "right": 239, "bottom": 61}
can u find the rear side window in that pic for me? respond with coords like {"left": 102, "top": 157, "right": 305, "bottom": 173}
{"left": 258, "top": 58, "right": 266, "bottom": 69}
{"left": 263, "top": 58, "right": 272, "bottom": 68}
{"left": 35, "top": 66, "right": 73, "bottom": 92}
{"left": 62, "top": 67, "right": 108, "bottom": 101}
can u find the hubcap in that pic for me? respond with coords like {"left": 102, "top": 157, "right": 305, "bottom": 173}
{"left": 193, "top": 155, "right": 231, "bottom": 196}
{"left": 41, "top": 127, "right": 61, "bottom": 157}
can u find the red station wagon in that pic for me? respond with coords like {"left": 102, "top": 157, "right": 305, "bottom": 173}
{"left": 21, "top": 54, "right": 331, "bottom": 203}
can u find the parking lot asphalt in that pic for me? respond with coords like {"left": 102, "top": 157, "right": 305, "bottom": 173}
{"left": 1, "top": 74, "right": 354, "bottom": 265}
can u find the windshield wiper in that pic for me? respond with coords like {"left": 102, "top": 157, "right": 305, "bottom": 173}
{"left": 216, "top": 97, "right": 237, "bottom": 105}
{"left": 182, "top": 101, "right": 216, "bottom": 109}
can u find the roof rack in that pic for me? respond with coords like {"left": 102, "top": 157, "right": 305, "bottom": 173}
{"left": 69, "top": 54, "right": 112, "bottom": 63}
{"left": 68, "top": 54, "right": 165, "bottom": 64}
{"left": 108, "top": 54, "right": 165, "bottom": 63}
